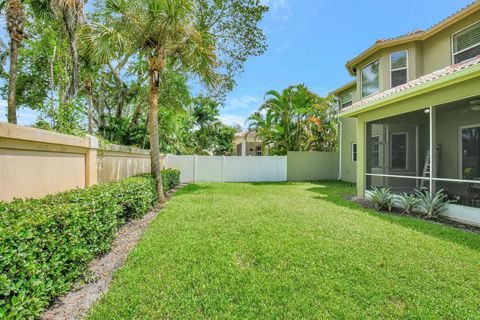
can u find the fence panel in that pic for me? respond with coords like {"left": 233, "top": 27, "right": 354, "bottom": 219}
{"left": 164, "top": 155, "right": 287, "bottom": 183}
{"left": 164, "top": 155, "right": 195, "bottom": 183}
{"left": 196, "top": 156, "right": 223, "bottom": 182}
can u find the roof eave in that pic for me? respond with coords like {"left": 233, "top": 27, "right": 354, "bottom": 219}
{"left": 330, "top": 80, "right": 356, "bottom": 96}
{"left": 345, "top": 1, "right": 480, "bottom": 74}
{"left": 339, "top": 63, "right": 480, "bottom": 118}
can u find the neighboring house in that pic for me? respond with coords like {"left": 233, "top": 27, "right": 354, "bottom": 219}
{"left": 332, "top": 1, "right": 480, "bottom": 222}
{"left": 233, "top": 131, "right": 263, "bottom": 156}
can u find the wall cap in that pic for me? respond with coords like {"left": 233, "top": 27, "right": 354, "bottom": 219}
{"left": 0, "top": 122, "right": 89, "bottom": 148}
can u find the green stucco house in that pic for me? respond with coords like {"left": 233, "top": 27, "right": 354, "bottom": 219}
{"left": 333, "top": 1, "right": 480, "bottom": 225}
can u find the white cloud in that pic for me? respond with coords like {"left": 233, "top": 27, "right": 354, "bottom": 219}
{"left": 219, "top": 114, "right": 249, "bottom": 129}
{"left": 224, "top": 95, "right": 259, "bottom": 111}
{"left": 261, "top": 0, "right": 291, "bottom": 21}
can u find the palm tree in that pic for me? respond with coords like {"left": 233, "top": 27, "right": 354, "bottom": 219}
{"left": 81, "top": 0, "right": 218, "bottom": 201}
{"left": 52, "top": 0, "right": 85, "bottom": 99}
{"left": 5, "top": 0, "right": 25, "bottom": 124}
{"left": 248, "top": 85, "right": 338, "bottom": 155}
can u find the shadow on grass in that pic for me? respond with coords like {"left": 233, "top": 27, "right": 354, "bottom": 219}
{"left": 306, "top": 181, "right": 480, "bottom": 253}
{"left": 247, "top": 182, "right": 298, "bottom": 187}
{"left": 173, "top": 184, "right": 213, "bottom": 196}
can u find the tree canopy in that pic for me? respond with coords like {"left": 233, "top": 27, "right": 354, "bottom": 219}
{"left": 247, "top": 84, "right": 338, "bottom": 155}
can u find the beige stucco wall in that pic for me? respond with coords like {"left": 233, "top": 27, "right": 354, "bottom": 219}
{"left": 0, "top": 123, "right": 94, "bottom": 201}
{"left": 97, "top": 144, "right": 152, "bottom": 184}
{"left": 287, "top": 151, "right": 339, "bottom": 181}
{"left": 0, "top": 123, "right": 157, "bottom": 202}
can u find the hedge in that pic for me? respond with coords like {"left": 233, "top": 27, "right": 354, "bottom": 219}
{"left": 0, "top": 170, "right": 180, "bottom": 319}
{"left": 161, "top": 169, "right": 181, "bottom": 192}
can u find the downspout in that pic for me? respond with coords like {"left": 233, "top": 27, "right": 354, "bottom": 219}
{"left": 338, "top": 118, "right": 342, "bottom": 181}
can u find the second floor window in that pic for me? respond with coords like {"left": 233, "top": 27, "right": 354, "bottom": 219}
{"left": 361, "top": 60, "right": 379, "bottom": 98}
{"left": 340, "top": 91, "right": 353, "bottom": 109}
{"left": 390, "top": 50, "right": 408, "bottom": 88}
{"left": 256, "top": 145, "right": 262, "bottom": 156}
{"left": 453, "top": 21, "right": 480, "bottom": 64}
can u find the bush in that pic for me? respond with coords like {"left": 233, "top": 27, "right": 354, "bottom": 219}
{"left": 0, "top": 172, "right": 179, "bottom": 319}
{"left": 415, "top": 189, "right": 450, "bottom": 218}
{"left": 396, "top": 193, "right": 421, "bottom": 214}
{"left": 366, "top": 187, "right": 394, "bottom": 212}
{"left": 162, "top": 169, "right": 181, "bottom": 192}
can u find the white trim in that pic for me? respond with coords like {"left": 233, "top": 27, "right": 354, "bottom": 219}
{"left": 352, "top": 143, "right": 358, "bottom": 162}
{"left": 365, "top": 173, "right": 480, "bottom": 184}
{"left": 340, "top": 91, "right": 353, "bottom": 109}
{"left": 361, "top": 59, "right": 380, "bottom": 98}
{"left": 256, "top": 145, "right": 262, "bottom": 156}
{"left": 458, "top": 123, "right": 480, "bottom": 179}
{"left": 390, "top": 132, "right": 409, "bottom": 170}
{"left": 451, "top": 20, "right": 480, "bottom": 64}
{"left": 390, "top": 50, "right": 409, "bottom": 88}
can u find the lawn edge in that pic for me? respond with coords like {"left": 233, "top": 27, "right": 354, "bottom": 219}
{"left": 40, "top": 184, "right": 187, "bottom": 320}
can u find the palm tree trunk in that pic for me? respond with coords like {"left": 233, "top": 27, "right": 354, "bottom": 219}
{"left": 63, "top": 9, "right": 79, "bottom": 99}
{"left": 148, "top": 70, "right": 166, "bottom": 203}
{"left": 97, "top": 74, "right": 105, "bottom": 133}
{"left": 87, "top": 92, "right": 94, "bottom": 134}
{"left": 7, "top": 39, "right": 19, "bottom": 124}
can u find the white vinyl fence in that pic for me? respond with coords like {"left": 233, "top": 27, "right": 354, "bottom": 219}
{"left": 164, "top": 155, "right": 287, "bottom": 183}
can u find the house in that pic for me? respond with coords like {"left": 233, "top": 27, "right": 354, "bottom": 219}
{"left": 233, "top": 131, "right": 263, "bottom": 156}
{"left": 333, "top": 1, "right": 480, "bottom": 224}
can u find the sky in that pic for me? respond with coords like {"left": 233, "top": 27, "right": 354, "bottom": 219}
{"left": 0, "top": 0, "right": 475, "bottom": 127}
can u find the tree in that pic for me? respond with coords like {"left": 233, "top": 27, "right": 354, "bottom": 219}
{"left": 52, "top": 0, "right": 85, "bottom": 99}
{"left": 5, "top": 0, "right": 25, "bottom": 124}
{"left": 82, "top": 0, "right": 267, "bottom": 200}
{"left": 247, "top": 84, "right": 338, "bottom": 155}
{"left": 82, "top": 0, "right": 220, "bottom": 202}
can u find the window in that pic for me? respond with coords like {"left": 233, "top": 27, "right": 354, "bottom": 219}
{"left": 340, "top": 91, "right": 353, "bottom": 109}
{"left": 371, "top": 136, "right": 380, "bottom": 168}
{"left": 361, "top": 60, "right": 380, "bottom": 98}
{"left": 390, "top": 50, "right": 408, "bottom": 88}
{"left": 460, "top": 125, "right": 480, "bottom": 180}
{"left": 453, "top": 21, "right": 480, "bottom": 64}
{"left": 352, "top": 143, "right": 357, "bottom": 162}
{"left": 236, "top": 144, "right": 242, "bottom": 156}
{"left": 390, "top": 133, "right": 408, "bottom": 170}
{"left": 256, "top": 145, "right": 262, "bottom": 156}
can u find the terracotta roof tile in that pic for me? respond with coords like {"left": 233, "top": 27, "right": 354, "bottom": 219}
{"left": 340, "top": 55, "right": 480, "bottom": 114}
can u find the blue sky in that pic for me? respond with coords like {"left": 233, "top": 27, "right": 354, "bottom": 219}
{"left": 219, "top": 0, "right": 474, "bottom": 128}
{"left": 0, "top": 0, "right": 475, "bottom": 126}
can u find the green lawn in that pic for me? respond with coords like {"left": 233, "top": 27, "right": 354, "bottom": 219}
{"left": 87, "top": 182, "right": 480, "bottom": 319}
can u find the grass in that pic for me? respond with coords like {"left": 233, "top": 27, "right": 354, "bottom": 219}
{"left": 87, "top": 181, "right": 480, "bottom": 319}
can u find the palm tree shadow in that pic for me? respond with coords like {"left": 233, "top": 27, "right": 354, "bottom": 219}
{"left": 306, "top": 181, "right": 480, "bottom": 253}
{"left": 173, "top": 184, "right": 213, "bottom": 196}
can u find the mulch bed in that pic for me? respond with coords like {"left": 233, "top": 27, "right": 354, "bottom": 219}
{"left": 40, "top": 184, "right": 187, "bottom": 320}
{"left": 346, "top": 195, "right": 480, "bottom": 234}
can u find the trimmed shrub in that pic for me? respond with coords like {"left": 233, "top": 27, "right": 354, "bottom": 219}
{"left": 0, "top": 172, "right": 179, "bottom": 319}
{"left": 162, "top": 169, "right": 181, "bottom": 191}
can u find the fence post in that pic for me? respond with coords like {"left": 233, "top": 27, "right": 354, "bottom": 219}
{"left": 193, "top": 155, "right": 197, "bottom": 183}
{"left": 222, "top": 155, "right": 225, "bottom": 182}
{"left": 85, "top": 135, "right": 98, "bottom": 187}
